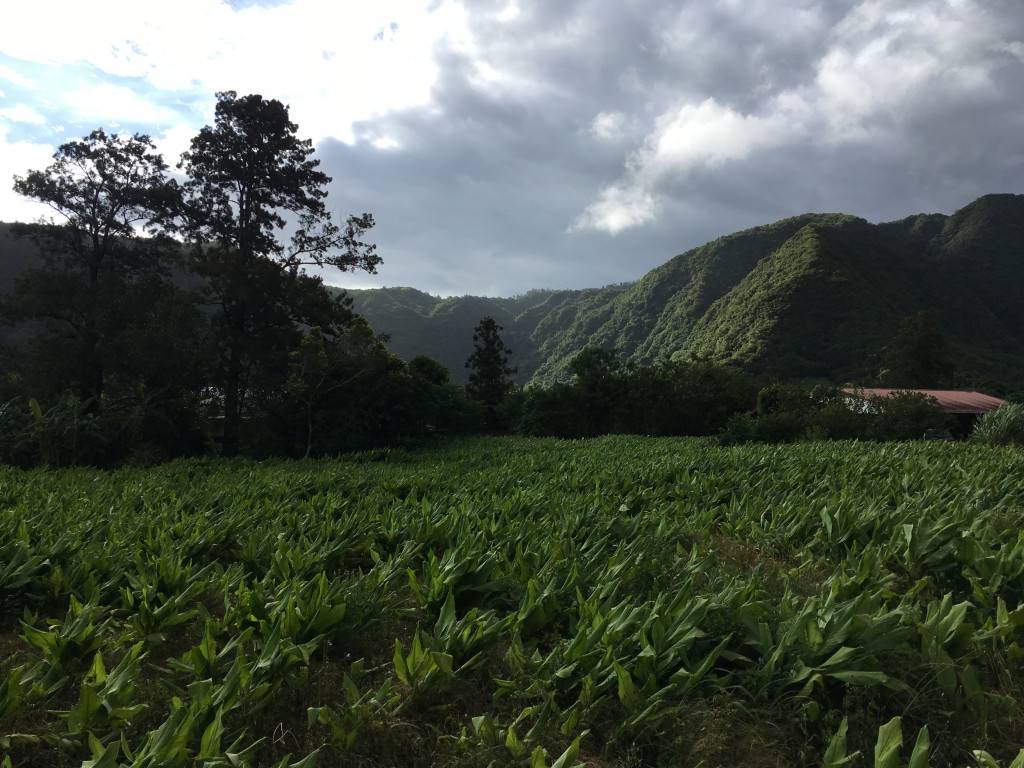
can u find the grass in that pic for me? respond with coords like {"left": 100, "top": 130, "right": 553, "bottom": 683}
{"left": 1, "top": 436, "right": 1024, "bottom": 767}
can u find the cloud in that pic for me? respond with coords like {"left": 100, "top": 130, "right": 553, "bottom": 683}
{"left": 496, "top": 2, "right": 521, "bottom": 23}
{"left": 154, "top": 124, "right": 200, "bottom": 171}
{"left": 0, "top": 125, "right": 54, "bottom": 222}
{"left": 0, "top": 0, "right": 474, "bottom": 143}
{"left": 60, "top": 84, "right": 182, "bottom": 127}
{"left": 1, "top": 0, "right": 1023, "bottom": 295}
{"left": 590, "top": 111, "right": 626, "bottom": 142}
{"left": 0, "top": 64, "right": 34, "bottom": 88}
{"left": 569, "top": 184, "right": 658, "bottom": 235}
{"left": 574, "top": 0, "right": 1024, "bottom": 234}
{"left": 371, "top": 137, "right": 402, "bottom": 150}
{"left": 0, "top": 104, "right": 47, "bottom": 125}
{"left": 1002, "top": 41, "right": 1024, "bottom": 62}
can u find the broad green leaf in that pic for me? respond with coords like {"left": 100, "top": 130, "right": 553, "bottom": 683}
{"left": 874, "top": 717, "right": 903, "bottom": 768}
{"left": 824, "top": 717, "right": 859, "bottom": 767}
{"left": 907, "top": 725, "right": 929, "bottom": 768}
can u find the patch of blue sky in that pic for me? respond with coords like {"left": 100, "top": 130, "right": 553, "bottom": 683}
{"left": 224, "top": 0, "right": 295, "bottom": 9}
{"left": 0, "top": 53, "right": 207, "bottom": 145}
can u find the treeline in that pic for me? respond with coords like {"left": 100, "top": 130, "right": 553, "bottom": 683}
{"left": 513, "top": 349, "right": 757, "bottom": 437}
{"left": 505, "top": 350, "right": 956, "bottom": 443}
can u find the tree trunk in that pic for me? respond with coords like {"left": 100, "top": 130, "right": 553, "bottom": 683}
{"left": 79, "top": 264, "right": 103, "bottom": 406}
{"left": 304, "top": 403, "right": 313, "bottom": 459}
{"left": 79, "top": 328, "right": 103, "bottom": 403}
{"left": 222, "top": 345, "right": 242, "bottom": 457}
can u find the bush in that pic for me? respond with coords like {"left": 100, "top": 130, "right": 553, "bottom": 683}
{"left": 752, "top": 411, "right": 806, "bottom": 443}
{"left": 718, "top": 411, "right": 806, "bottom": 445}
{"left": 971, "top": 403, "right": 1024, "bottom": 446}
{"left": 409, "top": 355, "right": 450, "bottom": 386}
{"left": 806, "top": 402, "right": 871, "bottom": 440}
{"left": 518, "top": 383, "right": 590, "bottom": 437}
{"left": 757, "top": 383, "right": 813, "bottom": 417}
{"left": 494, "top": 388, "right": 524, "bottom": 433}
{"left": 518, "top": 356, "right": 757, "bottom": 439}
{"left": 651, "top": 361, "right": 758, "bottom": 436}
{"left": 0, "top": 398, "right": 35, "bottom": 466}
{"left": 868, "top": 391, "right": 947, "bottom": 441}
{"left": 718, "top": 412, "right": 755, "bottom": 445}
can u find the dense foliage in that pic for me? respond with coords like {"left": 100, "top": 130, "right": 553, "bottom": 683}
{"left": 972, "top": 403, "right": 1024, "bottom": 447}
{"left": 720, "top": 385, "right": 950, "bottom": 445}
{"left": 880, "top": 312, "right": 956, "bottom": 388}
{"left": 345, "top": 195, "right": 1024, "bottom": 391}
{"left": 5, "top": 131, "right": 198, "bottom": 419}
{"left": 0, "top": 98, "right": 489, "bottom": 465}
{"left": 517, "top": 350, "right": 757, "bottom": 438}
{"left": 176, "top": 91, "right": 380, "bottom": 456}
{"left": 2, "top": 437, "right": 1024, "bottom": 766}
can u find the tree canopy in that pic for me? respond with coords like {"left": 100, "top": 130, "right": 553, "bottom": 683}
{"left": 9, "top": 130, "right": 180, "bottom": 402}
{"left": 176, "top": 91, "right": 381, "bottom": 455}
{"left": 880, "top": 311, "right": 955, "bottom": 388}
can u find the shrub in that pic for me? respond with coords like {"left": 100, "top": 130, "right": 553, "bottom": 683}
{"left": 409, "top": 355, "right": 450, "bottom": 386}
{"left": 654, "top": 361, "right": 758, "bottom": 436}
{"left": 971, "top": 403, "right": 1024, "bottom": 446}
{"left": 806, "top": 402, "right": 871, "bottom": 440}
{"left": 0, "top": 398, "right": 35, "bottom": 466}
{"left": 868, "top": 391, "right": 947, "bottom": 441}
{"left": 718, "top": 412, "right": 755, "bottom": 445}
{"left": 757, "top": 383, "right": 814, "bottom": 417}
{"left": 718, "top": 411, "right": 806, "bottom": 445}
{"left": 518, "top": 383, "right": 590, "bottom": 437}
{"left": 520, "top": 358, "right": 757, "bottom": 439}
{"left": 752, "top": 411, "right": 806, "bottom": 443}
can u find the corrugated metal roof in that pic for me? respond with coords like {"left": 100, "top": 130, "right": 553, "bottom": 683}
{"left": 840, "top": 388, "right": 1006, "bottom": 414}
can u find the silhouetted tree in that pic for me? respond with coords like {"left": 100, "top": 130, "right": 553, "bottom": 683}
{"left": 880, "top": 311, "right": 955, "bottom": 387}
{"left": 177, "top": 91, "right": 380, "bottom": 455}
{"left": 10, "top": 129, "right": 178, "bottom": 402}
{"left": 465, "top": 316, "right": 515, "bottom": 428}
{"left": 409, "top": 355, "right": 450, "bottom": 385}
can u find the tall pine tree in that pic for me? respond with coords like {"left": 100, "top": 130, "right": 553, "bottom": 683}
{"left": 465, "top": 316, "right": 515, "bottom": 429}
{"left": 176, "top": 91, "right": 380, "bottom": 455}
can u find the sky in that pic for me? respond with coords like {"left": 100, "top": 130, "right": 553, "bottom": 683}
{"left": 1, "top": 0, "right": 1023, "bottom": 296}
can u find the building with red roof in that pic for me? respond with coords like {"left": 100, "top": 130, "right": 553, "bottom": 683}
{"left": 839, "top": 389, "right": 1006, "bottom": 414}
{"left": 840, "top": 388, "right": 1006, "bottom": 438}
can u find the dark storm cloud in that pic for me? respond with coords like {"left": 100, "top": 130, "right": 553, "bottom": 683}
{"left": 319, "top": 0, "right": 1024, "bottom": 296}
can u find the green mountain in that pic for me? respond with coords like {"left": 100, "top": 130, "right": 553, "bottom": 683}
{"left": 2, "top": 193, "right": 1022, "bottom": 390}
{"left": 346, "top": 194, "right": 1024, "bottom": 389}
{"left": 344, "top": 285, "right": 631, "bottom": 385}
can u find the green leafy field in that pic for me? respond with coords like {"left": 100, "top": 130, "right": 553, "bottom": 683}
{"left": 3, "top": 437, "right": 1024, "bottom": 767}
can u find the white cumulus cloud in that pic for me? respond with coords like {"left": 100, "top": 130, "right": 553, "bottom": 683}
{"left": 60, "top": 84, "right": 181, "bottom": 127}
{"left": 0, "top": 125, "right": 55, "bottom": 222}
{"left": 0, "top": 0, "right": 474, "bottom": 143}
{"left": 0, "top": 104, "right": 47, "bottom": 125}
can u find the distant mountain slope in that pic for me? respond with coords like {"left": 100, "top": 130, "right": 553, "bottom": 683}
{"left": 344, "top": 285, "right": 631, "bottom": 384}
{"left": 3, "top": 194, "right": 1023, "bottom": 389}
{"left": 347, "top": 194, "right": 1024, "bottom": 389}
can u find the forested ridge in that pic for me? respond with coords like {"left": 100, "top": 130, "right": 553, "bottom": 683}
{"left": 345, "top": 194, "right": 1024, "bottom": 389}
{"left": 5, "top": 194, "right": 1023, "bottom": 391}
